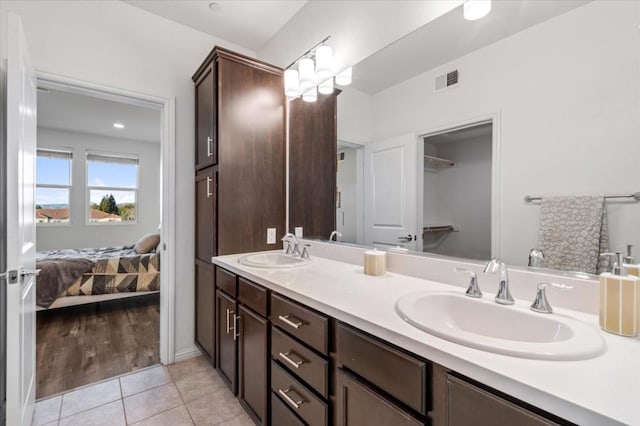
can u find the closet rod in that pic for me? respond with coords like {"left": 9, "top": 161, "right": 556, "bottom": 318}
{"left": 524, "top": 192, "right": 640, "bottom": 203}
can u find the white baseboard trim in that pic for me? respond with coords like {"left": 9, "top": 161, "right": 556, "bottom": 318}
{"left": 173, "top": 345, "right": 203, "bottom": 363}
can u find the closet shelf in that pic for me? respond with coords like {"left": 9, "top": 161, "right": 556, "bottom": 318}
{"left": 423, "top": 155, "right": 454, "bottom": 169}
{"left": 423, "top": 225, "right": 455, "bottom": 233}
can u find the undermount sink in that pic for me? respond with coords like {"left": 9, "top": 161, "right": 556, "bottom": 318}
{"left": 238, "top": 253, "right": 311, "bottom": 269}
{"left": 395, "top": 292, "right": 605, "bottom": 360}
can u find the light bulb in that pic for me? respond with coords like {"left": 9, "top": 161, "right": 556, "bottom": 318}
{"left": 302, "top": 86, "right": 317, "bottom": 103}
{"left": 318, "top": 78, "right": 334, "bottom": 95}
{"left": 335, "top": 67, "right": 352, "bottom": 86}
{"left": 284, "top": 69, "right": 300, "bottom": 97}
{"left": 463, "top": 0, "right": 491, "bottom": 21}
{"left": 315, "top": 45, "right": 333, "bottom": 80}
{"left": 298, "top": 58, "right": 316, "bottom": 91}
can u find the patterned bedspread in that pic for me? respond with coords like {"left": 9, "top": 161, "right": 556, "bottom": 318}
{"left": 36, "top": 245, "right": 160, "bottom": 305}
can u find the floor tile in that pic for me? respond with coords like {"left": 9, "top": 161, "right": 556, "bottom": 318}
{"left": 186, "top": 390, "right": 245, "bottom": 426}
{"left": 175, "top": 368, "right": 226, "bottom": 403}
{"left": 58, "top": 400, "right": 125, "bottom": 426}
{"left": 131, "top": 405, "right": 194, "bottom": 426}
{"left": 216, "top": 413, "right": 254, "bottom": 426}
{"left": 32, "top": 395, "right": 62, "bottom": 426}
{"left": 167, "top": 356, "right": 211, "bottom": 381}
{"left": 120, "top": 365, "right": 171, "bottom": 397}
{"left": 60, "top": 379, "right": 121, "bottom": 418}
{"left": 123, "top": 383, "right": 182, "bottom": 424}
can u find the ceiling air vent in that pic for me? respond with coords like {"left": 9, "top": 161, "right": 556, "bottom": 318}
{"left": 434, "top": 69, "right": 459, "bottom": 92}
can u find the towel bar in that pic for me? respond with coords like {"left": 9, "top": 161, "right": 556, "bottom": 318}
{"left": 524, "top": 192, "right": 640, "bottom": 203}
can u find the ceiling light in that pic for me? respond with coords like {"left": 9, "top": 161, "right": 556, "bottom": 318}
{"left": 113, "top": 123, "right": 125, "bottom": 129}
{"left": 463, "top": 0, "right": 491, "bottom": 21}
{"left": 315, "top": 45, "right": 333, "bottom": 80}
{"left": 284, "top": 69, "right": 301, "bottom": 97}
{"left": 298, "top": 58, "right": 316, "bottom": 91}
{"left": 318, "top": 78, "right": 334, "bottom": 95}
{"left": 335, "top": 67, "right": 352, "bottom": 86}
{"left": 302, "top": 87, "right": 318, "bottom": 103}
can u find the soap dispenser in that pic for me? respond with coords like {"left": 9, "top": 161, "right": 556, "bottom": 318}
{"left": 623, "top": 244, "right": 639, "bottom": 277}
{"left": 599, "top": 252, "right": 640, "bottom": 337}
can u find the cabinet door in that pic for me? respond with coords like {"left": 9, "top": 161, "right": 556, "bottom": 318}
{"left": 195, "top": 63, "right": 216, "bottom": 169}
{"left": 216, "top": 290, "right": 237, "bottom": 394}
{"left": 335, "top": 369, "right": 422, "bottom": 426}
{"left": 238, "top": 305, "right": 268, "bottom": 425}
{"left": 195, "top": 167, "right": 216, "bottom": 263}
{"left": 195, "top": 260, "right": 215, "bottom": 361}
{"left": 447, "top": 375, "right": 558, "bottom": 426}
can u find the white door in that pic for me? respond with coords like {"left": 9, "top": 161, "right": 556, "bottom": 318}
{"left": 363, "top": 134, "right": 418, "bottom": 251}
{"left": 4, "top": 13, "right": 37, "bottom": 426}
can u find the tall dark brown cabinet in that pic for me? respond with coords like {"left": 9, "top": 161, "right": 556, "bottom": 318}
{"left": 288, "top": 93, "right": 339, "bottom": 239}
{"left": 192, "top": 46, "right": 285, "bottom": 418}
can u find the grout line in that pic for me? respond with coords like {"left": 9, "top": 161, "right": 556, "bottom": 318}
{"left": 119, "top": 379, "right": 128, "bottom": 425}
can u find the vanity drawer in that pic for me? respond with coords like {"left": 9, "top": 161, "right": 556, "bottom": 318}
{"left": 271, "top": 360, "right": 327, "bottom": 426}
{"left": 270, "top": 294, "right": 329, "bottom": 355}
{"left": 215, "top": 267, "right": 237, "bottom": 297}
{"left": 271, "top": 327, "right": 328, "bottom": 398}
{"left": 238, "top": 277, "right": 267, "bottom": 316}
{"left": 271, "top": 392, "right": 305, "bottom": 426}
{"left": 337, "top": 323, "right": 428, "bottom": 415}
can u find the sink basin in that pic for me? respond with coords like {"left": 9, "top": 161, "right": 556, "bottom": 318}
{"left": 238, "top": 253, "right": 311, "bottom": 269}
{"left": 395, "top": 292, "right": 605, "bottom": 360}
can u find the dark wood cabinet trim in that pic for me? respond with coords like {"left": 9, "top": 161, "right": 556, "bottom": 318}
{"left": 192, "top": 46, "right": 283, "bottom": 82}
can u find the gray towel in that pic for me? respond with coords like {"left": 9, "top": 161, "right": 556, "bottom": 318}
{"left": 538, "top": 195, "right": 609, "bottom": 275}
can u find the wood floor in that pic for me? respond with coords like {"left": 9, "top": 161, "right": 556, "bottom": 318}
{"left": 36, "top": 293, "right": 160, "bottom": 399}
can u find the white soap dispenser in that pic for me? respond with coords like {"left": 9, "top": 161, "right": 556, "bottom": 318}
{"left": 599, "top": 252, "right": 640, "bottom": 336}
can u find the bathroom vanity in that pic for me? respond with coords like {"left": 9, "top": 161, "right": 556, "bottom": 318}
{"left": 207, "top": 246, "right": 638, "bottom": 426}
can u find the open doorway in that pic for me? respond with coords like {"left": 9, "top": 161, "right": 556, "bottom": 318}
{"left": 420, "top": 122, "right": 493, "bottom": 260}
{"left": 336, "top": 140, "right": 364, "bottom": 244}
{"left": 33, "top": 82, "right": 165, "bottom": 398}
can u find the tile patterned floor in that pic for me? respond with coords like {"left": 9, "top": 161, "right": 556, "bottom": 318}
{"left": 32, "top": 355, "right": 254, "bottom": 426}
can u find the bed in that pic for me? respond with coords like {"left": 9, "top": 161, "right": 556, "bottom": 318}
{"left": 35, "top": 244, "right": 160, "bottom": 309}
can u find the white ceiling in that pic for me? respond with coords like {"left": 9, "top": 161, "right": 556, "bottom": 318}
{"left": 37, "top": 88, "right": 161, "bottom": 143}
{"left": 124, "top": 0, "right": 308, "bottom": 52}
{"left": 352, "top": 1, "right": 590, "bottom": 94}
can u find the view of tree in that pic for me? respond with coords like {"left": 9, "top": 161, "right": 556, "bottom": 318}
{"left": 118, "top": 203, "right": 136, "bottom": 221}
{"left": 98, "top": 194, "right": 120, "bottom": 215}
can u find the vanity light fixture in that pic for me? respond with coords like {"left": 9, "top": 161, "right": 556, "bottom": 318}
{"left": 284, "top": 35, "right": 353, "bottom": 102}
{"left": 463, "top": 0, "right": 491, "bottom": 21}
{"left": 113, "top": 123, "right": 125, "bottom": 129}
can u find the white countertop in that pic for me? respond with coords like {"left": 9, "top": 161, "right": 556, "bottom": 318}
{"left": 212, "top": 251, "right": 640, "bottom": 426}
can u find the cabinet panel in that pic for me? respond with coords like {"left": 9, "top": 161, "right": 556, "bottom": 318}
{"left": 337, "top": 323, "right": 427, "bottom": 415}
{"left": 195, "top": 64, "right": 216, "bottom": 170}
{"left": 271, "top": 392, "right": 305, "bottom": 426}
{"left": 447, "top": 375, "right": 559, "bottom": 426}
{"left": 195, "top": 260, "right": 215, "bottom": 361}
{"left": 271, "top": 360, "right": 327, "bottom": 426}
{"left": 238, "top": 305, "right": 268, "bottom": 425}
{"left": 216, "top": 290, "right": 237, "bottom": 394}
{"left": 238, "top": 277, "right": 267, "bottom": 317}
{"left": 195, "top": 167, "right": 216, "bottom": 263}
{"left": 216, "top": 267, "right": 237, "bottom": 297}
{"left": 336, "top": 369, "right": 423, "bottom": 426}
{"left": 270, "top": 293, "right": 329, "bottom": 355}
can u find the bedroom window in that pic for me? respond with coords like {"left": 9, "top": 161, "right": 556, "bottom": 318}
{"left": 36, "top": 149, "right": 72, "bottom": 224}
{"left": 87, "top": 152, "right": 139, "bottom": 224}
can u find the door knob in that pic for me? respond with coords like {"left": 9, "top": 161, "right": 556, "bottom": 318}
{"left": 398, "top": 235, "right": 413, "bottom": 242}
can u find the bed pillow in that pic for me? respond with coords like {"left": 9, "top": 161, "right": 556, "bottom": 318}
{"left": 135, "top": 233, "right": 160, "bottom": 254}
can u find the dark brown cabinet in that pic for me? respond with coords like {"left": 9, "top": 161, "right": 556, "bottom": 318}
{"left": 194, "top": 260, "right": 215, "bottom": 361}
{"left": 238, "top": 305, "right": 268, "bottom": 424}
{"left": 195, "top": 63, "right": 216, "bottom": 170}
{"left": 195, "top": 167, "right": 216, "bottom": 263}
{"left": 216, "top": 289, "right": 237, "bottom": 393}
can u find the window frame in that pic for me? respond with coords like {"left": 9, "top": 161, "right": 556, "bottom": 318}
{"left": 85, "top": 150, "right": 140, "bottom": 226}
{"left": 35, "top": 148, "right": 73, "bottom": 227}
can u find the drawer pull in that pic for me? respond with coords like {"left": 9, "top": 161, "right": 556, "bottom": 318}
{"left": 278, "top": 314, "right": 304, "bottom": 329}
{"left": 233, "top": 314, "right": 241, "bottom": 341}
{"left": 278, "top": 351, "right": 306, "bottom": 369}
{"left": 278, "top": 388, "right": 305, "bottom": 409}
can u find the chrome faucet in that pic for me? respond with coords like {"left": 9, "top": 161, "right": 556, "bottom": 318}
{"left": 454, "top": 268, "right": 482, "bottom": 298}
{"left": 329, "top": 230, "right": 342, "bottom": 242}
{"left": 483, "top": 258, "right": 514, "bottom": 305}
{"left": 281, "top": 233, "right": 299, "bottom": 256}
{"left": 530, "top": 282, "right": 572, "bottom": 314}
{"left": 301, "top": 244, "right": 311, "bottom": 259}
{"left": 528, "top": 248, "right": 545, "bottom": 268}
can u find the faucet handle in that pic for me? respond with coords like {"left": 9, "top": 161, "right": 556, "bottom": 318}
{"left": 292, "top": 243, "right": 301, "bottom": 257}
{"left": 455, "top": 268, "right": 482, "bottom": 298}
{"left": 301, "top": 244, "right": 310, "bottom": 259}
{"left": 530, "top": 282, "right": 572, "bottom": 314}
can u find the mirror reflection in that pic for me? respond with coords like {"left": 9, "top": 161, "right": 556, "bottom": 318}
{"left": 328, "top": 0, "right": 640, "bottom": 274}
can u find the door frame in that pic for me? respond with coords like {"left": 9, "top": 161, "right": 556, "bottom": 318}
{"left": 337, "top": 139, "right": 365, "bottom": 244}
{"left": 35, "top": 72, "right": 177, "bottom": 364}
{"left": 416, "top": 111, "right": 502, "bottom": 258}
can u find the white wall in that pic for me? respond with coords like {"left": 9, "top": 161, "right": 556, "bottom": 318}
{"left": 337, "top": 86, "right": 373, "bottom": 144}
{"left": 0, "top": 0, "right": 254, "bottom": 357}
{"left": 369, "top": 1, "right": 640, "bottom": 265}
{"left": 423, "top": 136, "right": 492, "bottom": 260}
{"left": 36, "top": 128, "right": 160, "bottom": 251}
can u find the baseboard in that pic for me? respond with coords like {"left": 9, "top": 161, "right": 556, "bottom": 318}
{"left": 173, "top": 345, "right": 202, "bottom": 363}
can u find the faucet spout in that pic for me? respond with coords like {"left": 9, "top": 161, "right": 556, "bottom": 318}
{"left": 329, "top": 230, "right": 342, "bottom": 242}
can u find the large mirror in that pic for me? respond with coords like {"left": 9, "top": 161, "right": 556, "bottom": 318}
{"left": 294, "top": 0, "right": 640, "bottom": 276}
